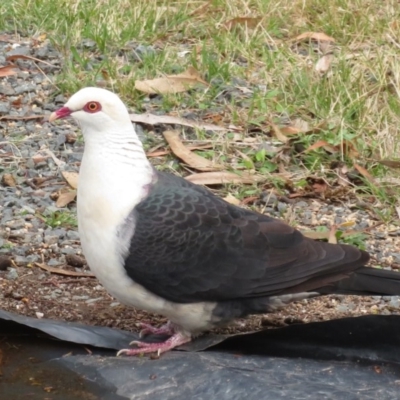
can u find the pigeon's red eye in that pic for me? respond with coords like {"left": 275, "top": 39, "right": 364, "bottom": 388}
{"left": 84, "top": 101, "right": 101, "bottom": 113}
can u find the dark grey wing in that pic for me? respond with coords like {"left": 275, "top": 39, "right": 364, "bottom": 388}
{"left": 124, "top": 172, "right": 369, "bottom": 304}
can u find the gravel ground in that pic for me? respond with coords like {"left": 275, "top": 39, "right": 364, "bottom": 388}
{"left": 1, "top": 33, "right": 400, "bottom": 337}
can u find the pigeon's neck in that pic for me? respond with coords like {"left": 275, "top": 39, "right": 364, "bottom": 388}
{"left": 77, "top": 126, "right": 154, "bottom": 231}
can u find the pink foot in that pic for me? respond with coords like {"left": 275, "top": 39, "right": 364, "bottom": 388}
{"left": 117, "top": 332, "right": 191, "bottom": 357}
{"left": 138, "top": 321, "right": 175, "bottom": 338}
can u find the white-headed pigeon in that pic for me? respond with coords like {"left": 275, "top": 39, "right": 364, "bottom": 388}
{"left": 49, "top": 87, "right": 400, "bottom": 356}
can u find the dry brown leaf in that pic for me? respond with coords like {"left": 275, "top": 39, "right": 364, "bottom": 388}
{"left": 353, "top": 163, "right": 376, "bottom": 184}
{"left": 377, "top": 159, "right": 400, "bottom": 168}
{"left": 56, "top": 190, "right": 77, "bottom": 207}
{"left": 135, "top": 67, "right": 208, "bottom": 94}
{"left": 34, "top": 262, "right": 95, "bottom": 277}
{"left": 129, "top": 113, "right": 235, "bottom": 131}
{"left": 163, "top": 130, "right": 222, "bottom": 171}
{"left": 342, "top": 140, "right": 359, "bottom": 158}
{"left": 288, "top": 192, "right": 308, "bottom": 199}
{"left": 241, "top": 196, "right": 259, "bottom": 205}
{"left": 306, "top": 176, "right": 329, "bottom": 195}
{"left": 315, "top": 53, "right": 334, "bottom": 73}
{"left": 280, "top": 126, "right": 303, "bottom": 135}
{"left": 223, "top": 193, "right": 241, "bottom": 205}
{"left": 186, "top": 171, "right": 261, "bottom": 185}
{"left": 305, "top": 140, "right": 338, "bottom": 154}
{"left": 293, "top": 32, "right": 335, "bottom": 42}
{"left": 311, "top": 180, "right": 328, "bottom": 194}
{"left": 224, "top": 17, "right": 262, "bottom": 30}
{"left": 1, "top": 173, "right": 16, "bottom": 187}
{"left": 62, "top": 171, "right": 79, "bottom": 189}
{"left": 269, "top": 121, "right": 289, "bottom": 143}
{"left": 31, "top": 154, "right": 47, "bottom": 164}
{"left": 0, "top": 65, "right": 18, "bottom": 77}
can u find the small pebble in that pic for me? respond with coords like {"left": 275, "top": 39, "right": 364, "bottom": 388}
{"left": 5, "top": 268, "right": 19, "bottom": 280}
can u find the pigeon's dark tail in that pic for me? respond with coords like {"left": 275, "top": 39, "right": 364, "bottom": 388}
{"left": 317, "top": 267, "right": 400, "bottom": 296}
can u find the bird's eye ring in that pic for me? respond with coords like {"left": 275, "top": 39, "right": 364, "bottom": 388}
{"left": 84, "top": 101, "right": 101, "bottom": 113}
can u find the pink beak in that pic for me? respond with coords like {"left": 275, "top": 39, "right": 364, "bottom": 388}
{"left": 49, "top": 106, "right": 72, "bottom": 122}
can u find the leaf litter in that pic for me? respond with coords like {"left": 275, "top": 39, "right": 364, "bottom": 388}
{"left": 135, "top": 66, "right": 208, "bottom": 94}
{"left": 163, "top": 130, "right": 223, "bottom": 171}
{"left": 0, "top": 65, "right": 19, "bottom": 77}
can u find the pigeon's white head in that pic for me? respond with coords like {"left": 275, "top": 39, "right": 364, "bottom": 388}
{"left": 49, "top": 87, "right": 133, "bottom": 133}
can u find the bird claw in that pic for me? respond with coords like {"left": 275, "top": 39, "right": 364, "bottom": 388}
{"left": 128, "top": 340, "right": 146, "bottom": 347}
{"left": 117, "top": 332, "right": 191, "bottom": 357}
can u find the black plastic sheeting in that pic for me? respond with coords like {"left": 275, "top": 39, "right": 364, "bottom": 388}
{"left": 1, "top": 309, "right": 400, "bottom": 399}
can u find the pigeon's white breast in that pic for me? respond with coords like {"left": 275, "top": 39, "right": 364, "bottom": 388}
{"left": 77, "top": 148, "right": 217, "bottom": 334}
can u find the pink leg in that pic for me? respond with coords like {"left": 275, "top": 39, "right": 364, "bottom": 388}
{"left": 117, "top": 331, "right": 191, "bottom": 357}
{"left": 138, "top": 321, "right": 175, "bottom": 338}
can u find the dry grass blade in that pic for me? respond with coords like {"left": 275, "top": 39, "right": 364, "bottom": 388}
{"left": 40, "top": 149, "right": 65, "bottom": 168}
{"left": 56, "top": 190, "right": 77, "bottom": 207}
{"left": 190, "top": 1, "right": 210, "bottom": 16}
{"left": 129, "top": 113, "right": 232, "bottom": 131}
{"left": 135, "top": 66, "right": 208, "bottom": 94}
{"left": 6, "top": 54, "right": 57, "bottom": 67}
{"left": 0, "top": 115, "right": 44, "bottom": 121}
{"left": 61, "top": 171, "right": 79, "bottom": 189}
{"left": 34, "top": 262, "right": 95, "bottom": 277}
{"left": 147, "top": 144, "right": 213, "bottom": 158}
{"left": 328, "top": 225, "right": 338, "bottom": 244}
{"left": 0, "top": 65, "right": 18, "bottom": 77}
{"left": 163, "top": 130, "right": 222, "bottom": 171}
{"left": 186, "top": 171, "right": 262, "bottom": 185}
{"left": 224, "top": 17, "right": 262, "bottom": 30}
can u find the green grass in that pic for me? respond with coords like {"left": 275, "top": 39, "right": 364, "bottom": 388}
{"left": 38, "top": 210, "right": 78, "bottom": 229}
{"left": 2, "top": 0, "right": 400, "bottom": 225}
